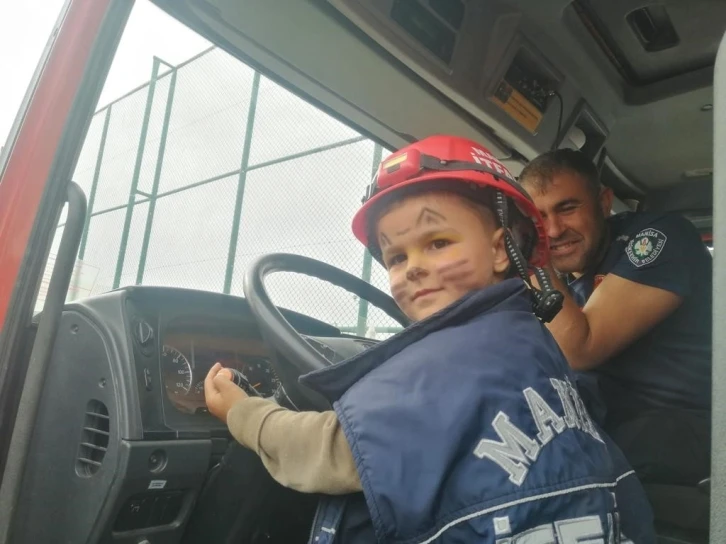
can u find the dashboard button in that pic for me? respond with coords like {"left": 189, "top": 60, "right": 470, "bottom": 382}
{"left": 114, "top": 497, "right": 151, "bottom": 532}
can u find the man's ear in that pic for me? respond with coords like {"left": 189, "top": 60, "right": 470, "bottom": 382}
{"left": 492, "top": 228, "right": 510, "bottom": 275}
{"left": 599, "top": 186, "right": 614, "bottom": 217}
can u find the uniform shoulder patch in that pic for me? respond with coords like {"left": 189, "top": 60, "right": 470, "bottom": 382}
{"left": 626, "top": 228, "right": 667, "bottom": 267}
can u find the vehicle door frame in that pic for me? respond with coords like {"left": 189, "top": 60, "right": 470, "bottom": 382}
{"left": 0, "top": 0, "right": 133, "bottom": 536}
{"left": 710, "top": 29, "right": 726, "bottom": 543}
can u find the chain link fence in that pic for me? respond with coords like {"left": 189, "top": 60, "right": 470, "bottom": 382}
{"left": 43, "top": 47, "right": 401, "bottom": 338}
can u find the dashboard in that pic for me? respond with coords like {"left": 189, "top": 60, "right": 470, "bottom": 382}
{"left": 118, "top": 286, "right": 349, "bottom": 435}
{"left": 18, "top": 285, "right": 369, "bottom": 542}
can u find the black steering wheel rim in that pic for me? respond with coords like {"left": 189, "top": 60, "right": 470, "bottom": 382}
{"left": 243, "top": 253, "right": 409, "bottom": 379}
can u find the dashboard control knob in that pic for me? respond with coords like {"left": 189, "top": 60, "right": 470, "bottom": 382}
{"left": 135, "top": 319, "right": 154, "bottom": 346}
{"left": 228, "top": 368, "right": 261, "bottom": 397}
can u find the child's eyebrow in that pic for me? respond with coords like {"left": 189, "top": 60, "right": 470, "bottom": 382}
{"left": 418, "top": 226, "right": 460, "bottom": 238}
{"left": 416, "top": 207, "right": 446, "bottom": 226}
{"left": 379, "top": 211, "right": 452, "bottom": 247}
{"left": 382, "top": 226, "right": 461, "bottom": 251}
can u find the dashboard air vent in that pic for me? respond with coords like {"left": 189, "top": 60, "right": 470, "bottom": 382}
{"left": 76, "top": 400, "right": 110, "bottom": 477}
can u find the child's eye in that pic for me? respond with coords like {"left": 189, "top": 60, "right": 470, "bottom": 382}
{"left": 386, "top": 254, "right": 406, "bottom": 267}
{"left": 430, "top": 239, "right": 451, "bottom": 250}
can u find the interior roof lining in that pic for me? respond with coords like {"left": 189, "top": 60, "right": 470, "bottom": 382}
{"left": 571, "top": 0, "right": 726, "bottom": 87}
{"left": 153, "top": 0, "right": 715, "bottom": 219}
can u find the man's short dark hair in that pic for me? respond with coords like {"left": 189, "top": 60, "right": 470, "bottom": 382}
{"left": 519, "top": 149, "right": 600, "bottom": 196}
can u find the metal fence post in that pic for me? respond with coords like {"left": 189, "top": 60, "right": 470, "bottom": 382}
{"left": 356, "top": 143, "right": 383, "bottom": 336}
{"left": 223, "top": 71, "right": 261, "bottom": 294}
{"left": 136, "top": 67, "right": 177, "bottom": 284}
{"left": 113, "top": 57, "right": 162, "bottom": 289}
{"left": 78, "top": 105, "right": 112, "bottom": 259}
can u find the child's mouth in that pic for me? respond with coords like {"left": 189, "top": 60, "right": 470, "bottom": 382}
{"left": 411, "top": 288, "right": 444, "bottom": 302}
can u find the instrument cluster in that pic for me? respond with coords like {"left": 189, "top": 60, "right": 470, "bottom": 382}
{"left": 160, "top": 335, "right": 279, "bottom": 415}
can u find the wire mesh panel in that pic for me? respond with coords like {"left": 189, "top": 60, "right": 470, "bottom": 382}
{"left": 63, "top": 46, "right": 401, "bottom": 337}
{"left": 135, "top": 72, "right": 174, "bottom": 196}
{"left": 116, "top": 200, "right": 151, "bottom": 288}
{"left": 91, "top": 88, "right": 150, "bottom": 213}
{"left": 83, "top": 208, "right": 128, "bottom": 295}
{"left": 248, "top": 75, "right": 363, "bottom": 166}
{"left": 142, "top": 175, "right": 238, "bottom": 291}
{"left": 158, "top": 51, "right": 256, "bottom": 195}
{"left": 229, "top": 140, "right": 375, "bottom": 278}
{"left": 72, "top": 114, "right": 106, "bottom": 197}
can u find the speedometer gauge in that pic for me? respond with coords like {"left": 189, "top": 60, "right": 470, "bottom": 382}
{"left": 161, "top": 345, "right": 193, "bottom": 395}
{"left": 242, "top": 357, "right": 280, "bottom": 397}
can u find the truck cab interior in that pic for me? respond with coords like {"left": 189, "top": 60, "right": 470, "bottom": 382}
{"left": 0, "top": 0, "right": 723, "bottom": 543}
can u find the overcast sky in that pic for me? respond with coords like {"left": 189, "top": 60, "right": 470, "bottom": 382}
{"left": 1, "top": 1, "right": 210, "bottom": 146}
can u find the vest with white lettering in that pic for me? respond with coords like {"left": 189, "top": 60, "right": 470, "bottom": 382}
{"left": 300, "top": 279, "right": 655, "bottom": 543}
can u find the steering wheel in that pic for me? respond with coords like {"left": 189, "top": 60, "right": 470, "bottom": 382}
{"left": 242, "top": 253, "right": 409, "bottom": 409}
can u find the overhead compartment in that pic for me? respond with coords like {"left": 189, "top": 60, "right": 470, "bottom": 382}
{"left": 326, "top": 0, "right": 582, "bottom": 158}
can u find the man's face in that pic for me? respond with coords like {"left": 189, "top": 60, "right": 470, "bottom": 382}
{"left": 524, "top": 171, "right": 612, "bottom": 275}
{"left": 376, "top": 192, "right": 509, "bottom": 321}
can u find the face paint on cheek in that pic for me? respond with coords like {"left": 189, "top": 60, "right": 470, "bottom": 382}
{"left": 435, "top": 258, "right": 476, "bottom": 283}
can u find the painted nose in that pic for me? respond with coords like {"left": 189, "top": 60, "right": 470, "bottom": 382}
{"left": 406, "top": 265, "right": 427, "bottom": 282}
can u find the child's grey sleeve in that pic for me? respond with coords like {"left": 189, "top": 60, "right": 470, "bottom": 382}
{"left": 227, "top": 397, "right": 362, "bottom": 494}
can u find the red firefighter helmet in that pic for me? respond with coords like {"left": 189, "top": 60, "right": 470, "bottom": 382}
{"left": 351, "top": 134, "right": 548, "bottom": 267}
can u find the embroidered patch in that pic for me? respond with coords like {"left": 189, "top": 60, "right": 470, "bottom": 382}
{"left": 626, "top": 228, "right": 667, "bottom": 267}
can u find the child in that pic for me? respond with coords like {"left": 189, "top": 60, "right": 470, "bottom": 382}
{"left": 205, "top": 135, "right": 655, "bottom": 543}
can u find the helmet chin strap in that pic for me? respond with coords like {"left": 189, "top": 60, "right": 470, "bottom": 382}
{"left": 495, "top": 191, "right": 564, "bottom": 322}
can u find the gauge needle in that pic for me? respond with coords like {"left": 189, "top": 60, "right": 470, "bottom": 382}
{"left": 252, "top": 383, "right": 261, "bottom": 388}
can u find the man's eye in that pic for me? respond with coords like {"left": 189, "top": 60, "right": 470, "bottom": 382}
{"left": 430, "top": 239, "right": 451, "bottom": 250}
{"left": 559, "top": 206, "right": 577, "bottom": 214}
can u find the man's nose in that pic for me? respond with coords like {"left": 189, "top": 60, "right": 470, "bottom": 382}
{"left": 545, "top": 215, "right": 565, "bottom": 240}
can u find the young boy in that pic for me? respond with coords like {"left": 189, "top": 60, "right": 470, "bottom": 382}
{"left": 205, "top": 135, "right": 655, "bottom": 543}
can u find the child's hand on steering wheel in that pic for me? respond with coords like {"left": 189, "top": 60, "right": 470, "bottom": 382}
{"left": 205, "top": 362, "right": 249, "bottom": 423}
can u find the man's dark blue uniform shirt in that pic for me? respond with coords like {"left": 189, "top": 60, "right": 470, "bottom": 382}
{"left": 567, "top": 211, "right": 712, "bottom": 428}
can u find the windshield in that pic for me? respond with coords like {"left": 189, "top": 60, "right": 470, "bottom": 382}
{"left": 40, "top": 3, "right": 400, "bottom": 338}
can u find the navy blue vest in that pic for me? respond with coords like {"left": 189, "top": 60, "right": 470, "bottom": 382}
{"left": 301, "top": 279, "right": 655, "bottom": 543}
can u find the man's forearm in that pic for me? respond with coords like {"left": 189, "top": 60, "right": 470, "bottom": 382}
{"left": 536, "top": 268, "right": 598, "bottom": 370}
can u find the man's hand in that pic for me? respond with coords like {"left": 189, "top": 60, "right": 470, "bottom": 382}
{"left": 205, "top": 362, "right": 249, "bottom": 423}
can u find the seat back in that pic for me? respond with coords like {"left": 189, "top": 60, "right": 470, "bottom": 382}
{"left": 643, "top": 482, "right": 709, "bottom": 544}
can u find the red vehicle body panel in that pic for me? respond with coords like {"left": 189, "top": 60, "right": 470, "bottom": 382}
{"left": 0, "top": 0, "right": 113, "bottom": 329}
